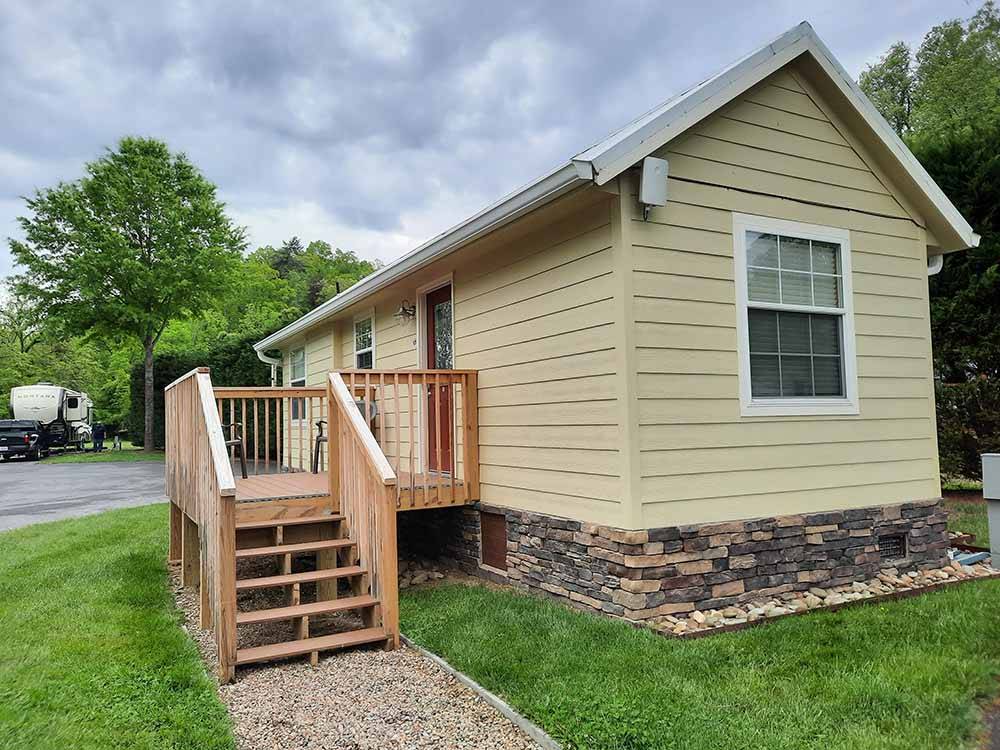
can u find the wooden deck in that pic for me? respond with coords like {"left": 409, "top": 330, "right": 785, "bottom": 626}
{"left": 235, "top": 472, "right": 328, "bottom": 502}
{"left": 234, "top": 470, "right": 467, "bottom": 509}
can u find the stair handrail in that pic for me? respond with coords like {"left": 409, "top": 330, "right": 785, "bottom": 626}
{"left": 165, "top": 367, "right": 238, "bottom": 681}
{"left": 327, "top": 372, "right": 399, "bottom": 648}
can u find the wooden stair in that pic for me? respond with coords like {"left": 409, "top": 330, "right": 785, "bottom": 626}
{"left": 232, "top": 513, "right": 388, "bottom": 671}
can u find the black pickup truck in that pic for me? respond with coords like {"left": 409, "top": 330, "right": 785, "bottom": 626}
{"left": 0, "top": 419, "right": 49, "bottom": 461}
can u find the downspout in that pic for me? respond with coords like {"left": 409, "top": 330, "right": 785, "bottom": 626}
{"left": 255, "top": 349, "right": 281, "bottom": 387}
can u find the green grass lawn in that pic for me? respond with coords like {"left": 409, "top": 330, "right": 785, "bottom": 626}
{"left": 402, "top": 580, "right": 1000, "bottom": 750}
{"left": 944, "top": 492, "right": 991, "bottom": 546}
{"left": 45, "top": 440, "right": 164, "bottom": 464}
{"left": 0, "top": 504, "right": 233, "bottom": 750}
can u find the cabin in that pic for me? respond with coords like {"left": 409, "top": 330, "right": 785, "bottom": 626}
{"left": 166, "top": 22, "right": 978, "bottom": 681}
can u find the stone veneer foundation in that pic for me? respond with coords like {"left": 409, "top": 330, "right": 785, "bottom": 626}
{"left": 397, "top": 499, "right": 950, "bottom": 621}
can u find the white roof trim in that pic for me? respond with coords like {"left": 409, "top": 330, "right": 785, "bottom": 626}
{"left": 257, "top": 21, "right": 977, "bottom": 353}
{"left": 255, "top": 162, "right": 585, "bottom": 351}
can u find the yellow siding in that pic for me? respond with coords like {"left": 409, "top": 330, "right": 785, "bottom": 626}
{"left": 279, "top": 189, "right": 626, "bottom": 526}
{"left": 632, "top": 63, "right": 939, "bottom": 528}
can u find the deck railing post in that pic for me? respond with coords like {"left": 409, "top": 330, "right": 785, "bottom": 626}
{"left": 462, "top": 372, "right": 480, "bottom": 501}
{"left": 327, "top": 377, "right": 341, "bottom": 513}
{"left": 217, "top": 495, "right": 237, "bottom": 683}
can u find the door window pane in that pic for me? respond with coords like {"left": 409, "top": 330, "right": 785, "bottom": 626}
{"left": 433, "top": 300, "right": 453, "bottom": 368}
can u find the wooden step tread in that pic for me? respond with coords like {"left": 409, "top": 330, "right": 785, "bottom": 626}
{"left": 236, "top": 514, "right": 344, "bottom": 531}
{"left": 236, "top": 627, "right": 388, "bottom": 665}
{"left": 236, "top": 538, "right": 356, "bottom": 559}
{"left": 237, "top": 595, "right": 378, "bottom": 625}
{"left": 236, "top": 566, "right": 364, "bottom": 591}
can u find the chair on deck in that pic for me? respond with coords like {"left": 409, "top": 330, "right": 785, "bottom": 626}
{"left": 221, "top": 422, "right": 248, "bottom": 479}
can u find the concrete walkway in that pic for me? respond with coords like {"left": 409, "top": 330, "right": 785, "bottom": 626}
{"left": 0, "top": 460, "right": 166, "bottom": 531}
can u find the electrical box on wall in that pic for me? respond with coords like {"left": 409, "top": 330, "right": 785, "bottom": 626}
{"left": 639, "top": 156, "right": 669, "bottom": 219}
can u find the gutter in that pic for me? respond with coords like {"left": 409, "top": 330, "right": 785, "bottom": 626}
{"left": 255, "top": 349, "right": 281, "bottom": 387}
{"left": 254, "top": 162, "right": 588, "bottom": 352}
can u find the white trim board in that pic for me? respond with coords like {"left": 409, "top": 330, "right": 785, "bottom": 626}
{"left": 255, "top": 21, "right": 976, "bottom": 354}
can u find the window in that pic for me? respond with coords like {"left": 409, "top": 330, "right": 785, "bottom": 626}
{"left": 733, "top": 214, "right": 858, "bottom": 416}
{"left": 354, "top": 315, "right": 374, "bottom": 369}
{"left": 289, "top": 347, "right": 305, "bottom": 421}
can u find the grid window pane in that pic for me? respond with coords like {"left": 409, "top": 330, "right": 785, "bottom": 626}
{"left": 780, "top": 271, "right": 813, "bottom": 305}
{"left": 748, "top": 268, "right": 780, "bottom": 303}
{"left": 812, "top": 241, "right": 840, "bottom": 274}
{"left": 810, "top": 315, "right": 840, "bottom": 355}
{"left": 354, "top": 318, "right": 372, "bottom": 351}
{"left": 290, "top": 348, "right": 305, "bottom": 382}
{"left": 356, "top": 350, "right": 373, "bottom": 369}
{"left": 813, "top": 275, "right": 840, "bottom": 307}
{"left": 750, "top": 355, "right": 780, "bottom": 396}
{"left": 748, "top": 310, "right": 844, "bottom": 398}
{"left": 780, "top": 236, "right": 811, "bottom": 271}
{"left": 747, "top": 232, "right": 779, "bottom": 267}
{"left": 780, "top": 356, "right": 813, "bottom": 396}
{"left": 778, "top": 313, "right": 810, "bottom": 353}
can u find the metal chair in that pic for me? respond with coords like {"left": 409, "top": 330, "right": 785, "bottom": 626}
{"left": 312, "top": 419, "right": 327, "bottom": 474}
{"left": 221, "top": 422, "right": 248, "bottom": 479}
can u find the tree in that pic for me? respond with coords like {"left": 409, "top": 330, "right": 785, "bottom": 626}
{"left": 0, "top": 280, "right": 45, "bottom": 354}
{"left": 9, "top": 137, "right": 245, "bottom": 449}
{"left": 859, "top": 42, "right": 914, "bottom": 136}
{"left": 861, "top": 1, "right": 1000, "bottom": 142}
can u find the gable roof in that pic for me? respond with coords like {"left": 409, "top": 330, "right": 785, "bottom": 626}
{"left": 255, "top": 21, "right": 978, "bottom": 354}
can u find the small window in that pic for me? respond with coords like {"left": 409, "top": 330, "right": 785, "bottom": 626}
{"left": 67, "top": 397, "right": 79, "bottom": 409}
{"left": 480, "top": 512, "right": 507, "bottom": 571}
{"left": 289, "top": 347, "right": 306, "bottom": 421}
{"left": 354, "top": 316, "right": 374, "bottom": 369}
{"left": 878, "top": 533, "right": 906, "bottom": 560}
{"left": 734, "top": 214, "right": 858, "bottom": 417}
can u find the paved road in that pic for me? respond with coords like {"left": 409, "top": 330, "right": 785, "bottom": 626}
{"left": 0, "top": 460, "right": 166, "bottom": 531}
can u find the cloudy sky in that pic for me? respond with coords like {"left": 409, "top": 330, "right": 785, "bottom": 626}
{"left": 0, "top": 0, "right": 980, "bottom": 278}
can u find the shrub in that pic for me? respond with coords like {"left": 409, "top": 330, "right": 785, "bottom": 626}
{"left": 936, "top": 378, "right": 1000, "bottom": 480}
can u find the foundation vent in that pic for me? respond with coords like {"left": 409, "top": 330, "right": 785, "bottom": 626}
{"left": 878, "top": 533, "right": 906, "bottom": 560}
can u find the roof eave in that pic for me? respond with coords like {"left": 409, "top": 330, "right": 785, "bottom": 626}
{"left": 254, "top": 161, "right": 588, "bottom": 352}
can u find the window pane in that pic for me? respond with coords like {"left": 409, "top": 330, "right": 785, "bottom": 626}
{"left": 750, "top": 355, "right": 781, "bottom": 396}
{"left": 780, "top": 236, "right": 811, "bottom": 271}
{"left": 748, "top": 309, "right": 778, "bottom": 353}
{"left": 433, "top": 300, "right": 453, "bottom": 368}
{"left": 780, "top": 271, "right": 812, "bottom": 305}
{"left": 810, "top": 315, "right": 841, "bottom": 355}
{"left": 355, "top": 318, "right": 372, "bottom": 351}
{"left": 291, "top": 348, "right": 305, "bottom": 381}
{"left": 813, "top": 356, "right": 844, "bottom": 396}
{"left": 356, "top": 350, "right": 373, "bottom": 369}
{"left": 747, "top": 232, "right": 778, "bottom": 268}
{"left": 778, "top": 312, "right": 811, "bottom": 353}
{"left": 748, "top": 268, "right": 780, "bottom": 303}
{"left": 813, "top": 275, "right": 841, "bottom": 308}
{"left": 812, "top": 241, "right": 840, "bottom": 274}
{"left": 780, "top": 356, "right": 813, "bottom": 396}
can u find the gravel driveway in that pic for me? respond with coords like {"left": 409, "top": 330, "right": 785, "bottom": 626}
{"left": 0, "top": 460, "right": 166, "bottom": 530}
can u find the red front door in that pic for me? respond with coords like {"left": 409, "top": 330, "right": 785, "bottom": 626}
{"left": 425, "top": 285, "right": 453, "bottom": 474}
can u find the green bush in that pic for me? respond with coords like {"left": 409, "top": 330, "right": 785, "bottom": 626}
{"left": 936, "top": 379, "right": 1000, "bottom": 480}
{"left": 128, "top": 334, "right": 272, "bottom": 447}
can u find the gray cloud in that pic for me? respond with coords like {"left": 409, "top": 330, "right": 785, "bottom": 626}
{"left": 0, "top": 0, "right": 975, "bottom": 277}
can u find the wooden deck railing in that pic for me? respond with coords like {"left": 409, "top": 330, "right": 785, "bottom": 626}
{"left": 327, "top": 372, "right": 399, "bottom": 648}
{"left": 335, "top": 369, "right": 480, "bottom": 509}
{"left": 212, "top": 386, "right": 326, "bottom": 474}
{"left": 165, "top": 368, "right": 238, "bottom": 682}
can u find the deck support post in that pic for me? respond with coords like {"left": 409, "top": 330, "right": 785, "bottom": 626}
{"left": 316, "top": 521, "right": 339, "bottom": 601}
{"left": 168, "top": 502, "right": 183, "bottom": 563}
{"left": 182, "top": 513, "right": 200, "bottom": 588}
{"left": 217, "top": 496, "right": 237, "bottom": 684}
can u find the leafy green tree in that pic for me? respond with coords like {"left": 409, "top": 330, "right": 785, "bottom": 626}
{"left": 9, "top": 137, "right": 245, "bottom": 450}
{"left": 861, "top": 1, "right": 1000, "bottom": 141}
{"left": 859, "top": 42, "right": 914, "bottom": 135}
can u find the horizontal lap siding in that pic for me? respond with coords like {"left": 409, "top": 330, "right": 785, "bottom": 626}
{"left": 454, "top": 201, "right": 624, "bottom": 525}
{"left": 634, "top": 66, "right": 938, "bottom": 527}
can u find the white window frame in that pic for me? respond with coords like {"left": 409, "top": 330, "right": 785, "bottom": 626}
{"left": 353, "top": 309, "right": 375, "bottom": 369}
{"left": 733, "top": 213, "right": 859, "bottom": 417}
{"left": 288, "top": 346, "right": 307, "bottom": 423}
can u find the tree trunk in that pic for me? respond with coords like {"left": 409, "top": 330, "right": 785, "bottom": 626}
{"left": 144, "top": 338, "right": 155, "bottom": 452}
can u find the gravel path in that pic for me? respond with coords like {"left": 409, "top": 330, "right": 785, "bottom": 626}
{"left": 172, "top": 569, "right": 541, "bottom": 750}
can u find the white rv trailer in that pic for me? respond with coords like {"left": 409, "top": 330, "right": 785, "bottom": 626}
{"left": 10, "top": 383, "right": 93, "bottom": 449}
